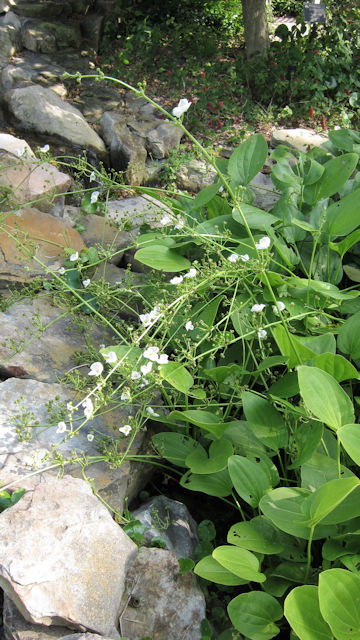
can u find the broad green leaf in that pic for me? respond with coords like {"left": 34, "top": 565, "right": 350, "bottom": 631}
{"left": 312, "top": 354, "right": 359, "bottom": 382}
{"left": 272, "top": 325, "right": 315, "bottom": 368}
{"left": 168, "top": 409, "right": 227, "bottom": 438}
{"left": 100, "top": 345, "right": 143, "bottom": 369}
{"left": 189, "top": 182, "right": 220, "bottom": 210}
{"left": 242, "top": 391, "right": 288, "bottom": 451}
{"left": 268, "top": 372, "right": 299, "bottom": 398}
{"left": 228, "top": 134, "right": 268, "bottom": 186}
{"left": 304, "top": 153, "right": 358, "bottom": 203}
{"left": 323, "top": 532, "right": 360, "bottom": 561}
{"left": 178, "top": 557, "right": 195, "bottom": 574}
{"left": 343, "top": 265, "right": 360, "bottom": 283}
{"left": 319, "top": 569, "right": 360, "bottom": 639}
{"left": 228, "top": 591, "right": 283, "bottom": 640}
{"left": 325, "top": 188, "right": 360, "bottom": 237}
{"left": 330, "top": 230, "right": 360, "bottom": 256}
{"left": 180, "top": 468, "right": 233, "bottom": 497}
{"left": 298, "top": 366, "right": 355, "bottom": 430}
{"left": 159, "top": 362, "right": 193, "bottom": 394}
{"left": 152, "top": 432, "right": 202, "bottom": 467}
{"left": 298, "top": 334, "right": 336, "bottom": 355}
{"left": 134, "top": 245, "right": 191, "bottom": 272}
{"left": 338, "top": 311, "right": 360, "bottom": 360}
{"left": 222, "top": 420, "right": 269, "bottom": 457}
{"left": 232, "top": 203, "right": 279, "bottom": 229}
{"left": 338, "top": 424, "right": 360, "bottom": 466}
{"left": 321, "top": 487, "right": 360, "bottom": 524}
{"left": 302, "top": 156, "right": 325, "bottom": 186}
{"left": 288, "top": 421, "right": 323, "bottom": 470}
{"left": 341, "top": 553, "right": 360, "bottom": 574}
{"left": 204, "top": 364, "right": 244, "bottom": 384}
{"left": 284, "top": 586, "right": 333, "bottom": 640}
{"left": 288, "top": 277, "right": 360, "bottom": 301}
{"left": 302, "top": 477, "right": 359, "bottom": 527}
{"left": 136, "top": 232, "right": 177, "bottom": 248}
{"left": 213, "top": 545, "right": 265, "bottom": 583}
{"left": 271, "top": 158, "right": 301, "bottom": 191}
{"left": 198, "top": 520, "right": 216, "bottom": 541}
{"left": 228, "top": 455, "right": 278, "bottom": 508}
{"left": 65, "top": 267, "right": 81, "bottom": 290}
{"left": 228, "top": 517, "right": 283, "bottom": 554}
{"left": 329, "top": 128, "right": 360, "bottom": 152}
{"left": 194, "top": 555, "right": 247, "bottom": 586}
{"left": 185, "top": 438, "right": 233, "bottom": 474}
{"left": 301, "top": 453, "right": 355, "bottom": 492}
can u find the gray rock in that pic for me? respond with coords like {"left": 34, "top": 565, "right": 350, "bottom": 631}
{"left": 60, "top": 635, "right": 114, "bottom": 640}
{"left": 132, "top": 495, "right": 199, "bottom": 559}
{"left": 1, "top": 11, "right": 21, "bottom": 29}
{"left": 79, "top": 13, "right": 104, "bottom": 52}
{"left": 71, "top": 84, "right": 123, "bottom": 124}
{"left": 5, "top": 85, "right": 107, "bottom": 158}
{"left": 3, "top": 594, "right": 69, "bottom": 640}
{"left": 119, "top": 548, "right": 205, "bottom": 640}
{"left": 0, "top": 24, "right": 19, "bottom": 67}
{"left": 0, "top": 132, "right": 34, "bottom": 157}
{"left": 250, "top": 172, "right": 281, "bottom": 211}
{"left": 0, "top": 377, "right": 153, "bottom": 512}
{"left": 100, "top": 111, "right": 147, "bottom": 185}
{"left": 0, "top": 0, "right": 10, "bottom": 12}
{"left": 22, "top": 19, "right": 82, "bottom": 53}
{"left": 0, "top": 476, "right": 137, "bottom": 638}
{"left": 12, "top": 1, "right": 71, "bottom": 19}
{"left": 271, "top": 128, "right": 328, "bottom": 153}
{"left": 176, "top": 159, "right": 216, "bottom": 192}
{"left": 146, "top": 122, "right": 183, "bottom": 159}
{"left": 106, "top": 195, "right": 173, "bottom": 229}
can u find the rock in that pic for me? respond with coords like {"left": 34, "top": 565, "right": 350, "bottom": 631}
{"left": 270, "top": 128, "right": 328, "bottom": 153}
{"left": 22, "top": 19, "right": 81, "bottom": 53}
{"left": 0, "top": 376, "right": 153, "bottom": 512}
{"left": 250, "top": 172, "right": 280, "bottom": 211}
{"left": 176, "top": 159, "right": 216, "bottom": 192}
{"left": 0, "top": 475, "right": 137, "bottom": 638}
{"left": 60, "top": 635, "right": 114, "bottom": 640}
{"left": 0, "top": 208, "right": 85, "bottom": 284}
{"left": 106, "top": 195, "right": 173, "bottom": 229}
{"left": 0, "top": 0, "right": 10, "bottom": 12}
{"left": 146, "top": 122, "right": 183, "bottom": 159}
{"left": 0, "top": 24, "right": 19, "bottom": 67}
{"left": 100, "top": 111, "right": 147, "bottom": 185}
{"left": 0, "top": 132, "right": 35, "bottom": 158}
{"left": 12, "top": 1, "right": 71, "bottom": 19}
{"left": 79, "top": 13, "right": 104, "bottom": 52}
{"left": 119, "top": 548, "right": 205, "bottom": 640}
{"left": 3, "top": 594, "right": 69, "bottom": 640}
{"left": 5, "top": 85, "right": 107, "bottom": 159}
{"left": 0, "top": 153, "right": 71, "bottom": 211}
{"left": 132, "top": 495, "right": 199, "bottom": 559}
{"left": 71, "top": 84, "right": 124, "bottom": 124}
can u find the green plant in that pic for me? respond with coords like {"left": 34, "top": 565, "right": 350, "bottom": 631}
{"left": 0, "top": 489, "right": 25, "bottom": 512}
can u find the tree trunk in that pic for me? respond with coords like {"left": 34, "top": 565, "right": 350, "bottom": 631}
{"left": 241, "top": 0, "right": 269, "bottom": 58}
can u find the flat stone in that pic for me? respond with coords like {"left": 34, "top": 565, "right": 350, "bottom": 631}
{"left": 119, "top": 548, "right": 205, "bottom": 640}
{"left": 0, "top": 132, "right": 35, "bottom": 158}
{"left": 0, "top": 208, "right": 85, "bottom": 284}
{"left": 12, "top": 1, "right": 71, "bottom": 19}
{"left": 146, "top": 122, "right": 183, "bottom": 159}
{"left": 22, "top": 19, "right": 81, "bottom": 53}
{"left": 106, "top": 195, "right": 173, "bottom": 229}
{"left": 0, "top": 476, "right": 137, "bottom": 638}
{"left": 0, "top": 376, "right": 153, "bottom": 512}
{"left": 271, "top": 128, "right": 328, "bottom": 153}
{"left": 100, "top": 111, "right": 147, "bottom": 185}
{"left": 176, "top": 159, "right": 216, "bottom": 192}
{"left": 71, "top": 85, "right": 123, "bottom": 124}
{"left": 5, "top": 85, "right": 107, "bottom": 159}
{"left": 3, "top": 594, "right": 69, "bottom": 640}
{"left": 0, "top": 154, "right": 71, "bottom": 211}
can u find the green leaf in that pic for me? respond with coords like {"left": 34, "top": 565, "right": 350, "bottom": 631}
{"left": 185, "top": 438, "right": 233, "bottom": 474}
{"left": 298, "top": 334, "right": 336, "bottom": 355}
{"left": 302, "top": 156, "right": 325, "bottom": 186}
{"left": 271, "top": 158, "right": 301, "bottom": 191}
{"left": 338, "top": 311, "right": 360, "bottom": 360}
{"left": 232, "top": 203, "right": 279, "bottom": 229}
{"left": 298, "top": 366, "right": 355, "bottom": 430}
{"left": 301, "top": 453, "right": 355, "bottom": 492}
{"left": 284, "top": 586, "right": 333, "bottom": 640}
{"left": 329, "top": 128, "right": 360, "bottom": 153}
{"left": 319, "top": 569, "right": 360, "bottom": 639}
{"left": 194, "top": 555, "right": 247, "bottom": 586}
{"left": 312, "top": 354, "right": 359, "bottom": 382}
{"left": 227, "top": 591, "right": 283, "bottom": 640}
{"left": 152, "top": 432, "right": 202, "bottom": 467}
{"left": 134, "top": 245, "right": 191, "bottom": 272}
{"left": 168, "top": 409, "right": 227, "bottom": 438}
{"left": 178, "top": 557, "right": 195, "bottom": 574}
{"left": 343, "top": 265, "right": 360, "bottom": 283}
{"left": 302, "top": 477, "right": 359, "bottom": 527}
{"left": 65, "top": 267, "right": 81, "bottom": 290}
{"left": 228, "top": 134, "right": 268, "bottom": 186}
{"left": 242, "top": 391, "right": 288, "bottom": 451}
{"left": 228, "top": 455, "right": 278, "bottom": 508}
{"left": 330, "top": 230, "right": 360, "bottom": 256}
{"left": 222, "top": 421, "right": 269, "bottom": 457}
{"left": 198, "top": 520, "right": 216, "bottom": 542}
{"left": 338, "top": 424, "right": 360, "bottom": 466}
{"left": 268, "top": 372, "right": 299, "bottom": 398}
{"left": 304, "top": 153, "right": 358, "bottom": 203}
{"left": 323, "top": 533, "right": 360, "bottom": 561}
{"left": 159, "top": 362, "right": 193, "bottom": 394}
{"left": 227, "top": 517, "right": 283, "bottom": 554}
{"left": 100, "top": 345, "right": 143, "bottom": 369}
{"left": 288, "top": 421, "right": 323, "bottom": 470}
{"left": 180, "top": 469, "right": 233, "bottom": 498}
{"left": 325, "top": 188, "right": 360, "bottom": 237}
{"left": 213, "top": 545, "right": 265, "bottom": 583}
{"left": 189, "top": 182, "right": 220, "bottom": 210}
{"left": 272, "top": 325, "right": 315, "bottom": 368}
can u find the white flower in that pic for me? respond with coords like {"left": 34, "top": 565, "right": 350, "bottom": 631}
{"left": 160, "top": 214, "right": 173, "bottom": 226}
{"left": 88, "top": 361, "right": 104, "bottom": 376}
{"left": 272, "top": 301, "right": 286, "bottom": 315}
{"left": 251, "top": 304, "right": 266, "bottom": 313}
{"left": 58, "top": 267, "right": 66, "bottom": 275}
{"left": 141, "top": 361, "right": 153, "bottom": 375}
{"left": 39, "top": 144, "right": 50, "bottom": 153}
{"left": 240, "top": 254, "right": 250, "bottom": 262}
{"left": 185, "top": 320, "right": 194, "bottom": 331}
{"left": 174, "top": 216, "right": 185, "bottom": 230}
{"left": 257, "top": 328, "right": 267, "bottom": 339}
{"left": 143, "top": 346, "right": 160, "bottom": 361}
{"left": 119, "top": 424, "right": 132, "bottom": 436}
{"left": 170, "top": 275, "right": 184, "bottom": 285}
{"left": 56, "top": 421, "right": 67, "bottom": 434}
{"left": 82, "top": 397, "right": 94, "bottom": 419}
{"left": 158, "top": 354, "right": 169, "bottom": 364}
{"left": 89, "top": 171, "right": 96, "bottom": 182}
{"left": 104, "top": 351, "right": 117, "bottom": 364}
{"left": 146, "top": 406, "right": 160, "bottom": 417}
{"left": 184, "top": 268, "right": 197, "bottom": 278}
{"left": 131, "top": 370, "right": 141, "bottom": 380}
{"left": 172, "top": 98, "right": 192, "bottom": 118}
{"left": 66, "top": 402, "right": 74, "bottom": 412}
{"left": 255, "top": 236, "right": 271, "bottom": 250}
{"left": 121, "top": 389, "right": 131, "bottom": 401}
{"left": 139, "top": 306, "right": 161, "bottom": 326}
{"left": 87, "top": 433, "right": 94, "bottom": 442}
{"left": 69, "top": 251, "right": 79, "bottom": 262}
{"left": 139, "top": 378, "right": 149, "bottom": 387}
{"left": 219, "top": 186, "right": 224, "bottom": 193}
{"left": 90, "top": 190, "right": 100, "bottom": 204}
{"left": 82, "top": 278, "right": 90, "bottom": 288}
{"left": 228, "top": 253, "right": 239, "bottom": 263}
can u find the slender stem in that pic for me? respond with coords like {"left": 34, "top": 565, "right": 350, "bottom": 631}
{"left": 305, "top": 526, "right": 315, "bottom": 584}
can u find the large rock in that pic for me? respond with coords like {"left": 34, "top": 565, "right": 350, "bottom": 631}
{"left": 0, "top": 132, "right": 34, "bottom": 157}
{"left": 0, "top": 476, "right": 137, "bottom": 638}
{"left": 0, "top": 24, "right": 19, "bottom": 67}
{"left": 11, "top": 1, "right": 71, "bottom": 18}
{"left": 3, "top": 595, "right": 70, "bottom": 640}
{"left": 271, "top": 128, "right": 328, "bottom": 153}
{"left": 146, "top": 122, "right": 183, "bottom": 159}
{"left": 5, "top": 85, "right": 107, "bottom": 158}
{"left": 0, "top": 208, "right": 85, "bottom": 284}
{"left": 106, "top": 195, "right": 173, "bottom": 228}
{"left": 100, "top": 111, "right": 147, "bottom": 185}
{"left": 22, "top": 19, "right": 81, "bottom": 53}
{"left": 0, "top": 376, "right": 153, "bottom": 512}
{"left": 176, "top": 159, "right": 216, "bottom": 192}
{"left": 119, "top": 548, "right": 205, "bottom": 640}
{"left": 250, "top": 172, "right": 281, "bottom": 211}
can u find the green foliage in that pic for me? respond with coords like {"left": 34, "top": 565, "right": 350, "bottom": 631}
{"left": 0, "top": 488, "right": 25, "bottom": 512}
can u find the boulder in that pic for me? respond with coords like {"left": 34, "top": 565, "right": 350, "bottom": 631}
{"left": 176, "top": 159, "right": 216, "bottom": 192}
{"left": 119, "top": 548, "right": 205, "bottom": 640}
{"left": 146, "top": 122, "right": 183, "bottom": 159}
{"left": 5, "top": 85, "right": 107, "bottom": 159}
{"left": 100, "top": 111, "right": 147, "bottom": 185}
{"left": 22, "top": 19, "right": 81, "bottom": 53}
{"left": 0, "top": 132, "right": 35, "bottom": 157}
{"left": 11, "top": 1, "right": 71, "bottom": 19}
{"left": 270, "top": 128, "right": 328, "bottom": 153}
{"left": 106, "top": 195, "right": 173, "bottom": 229}
{"left": 3, "top": 594, "right": 70, "bottom": 640}
{"left": 250, "top": 172, "right": 281, "bottom": 211}
{"left": 0, "top": 476, "right": 137, "bottom": 638}
{"left": 0, "top": 24, "right": 19, "bottom": 67}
